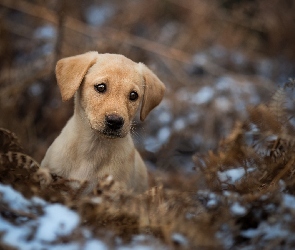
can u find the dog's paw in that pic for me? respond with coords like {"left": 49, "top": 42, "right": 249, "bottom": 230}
{"left": 34, "top": 168, "right": 53, "bottom": 187}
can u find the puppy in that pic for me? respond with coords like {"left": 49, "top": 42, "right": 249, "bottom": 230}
{"left": 39, "top": 52, "right": 165, "bottom": 194}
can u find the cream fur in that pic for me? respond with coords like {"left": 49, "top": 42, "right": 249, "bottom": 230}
{"left": 39, "top": 52, "right": 165, "bottom": 194}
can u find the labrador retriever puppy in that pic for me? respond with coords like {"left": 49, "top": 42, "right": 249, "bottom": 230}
{"left": 39, "top": 52, "right": 165, "bottom": 194}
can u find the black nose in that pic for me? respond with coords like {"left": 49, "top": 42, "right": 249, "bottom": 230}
{"left": 105, "top": 114, "right": 124, "bottom": 130}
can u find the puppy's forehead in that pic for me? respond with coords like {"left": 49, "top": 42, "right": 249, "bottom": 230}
{"left": 87, "top": 54, "right": 142, "bottom": 82}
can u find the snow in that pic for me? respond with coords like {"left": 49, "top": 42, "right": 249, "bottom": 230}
{"left": 0, "top": 183, "right": 108, "bottom": 250}
{"left": 207, "top": 198, "right": 218, "bottom": 208}
{"left": 158, "top": 111, "right": 172, "bottom": 124}
{"left": 218, "top": 168, "right": 246, "bottom": 184}
{"left": 85, "top": 4, "right": 114, "bottom": 26}
{"left": 216, "top": 223, "right": 234, "bottom": 249}
{"left": 119, "top": 234, "right": 167, "bottom": 250}
{"left": 157, "top": 126, "right": 171, "bottom": 143}
{"left": 171, "top": 233, "right": 188, "bottom": 246}
{"left": 144, "top": 137, "right": 161, "bottom": 152}
{"left": 192, "top": 86, "right": 214, "bottom": 105}
{"left": 282, "top": 194, "right": 295, "bottom": 210}
{"left": 215, "top": 76, "right": 236, "bottom": 91}
{"left": 36, "top": 203, "right": 80, "bottom": 242}
{"left": 173, "top": 118, "right": 186, "bottom": 131}
{"left": 34, "top": 24, "right": 56, "bottom": 40}
{"left": 197, "top": 190, "right": 220, "bottom": 209}
{"left": 0, "top": 184, "right": 32, "bottom": 212}
{"left": 192, "top": 52, "right": 209, "bottom": 66}
{"left": 241, "top": 222, "right": 290, "bottom": 240}
{"left": 84, "top": 240, "right": 108, "bottom": 250}
{"left": 230, "top": 202, "right": 247, "bottom": 216}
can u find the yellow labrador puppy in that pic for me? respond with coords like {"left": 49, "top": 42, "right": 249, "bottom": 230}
{"left": 39, "top": 52, "right": 165, "bottom": 194}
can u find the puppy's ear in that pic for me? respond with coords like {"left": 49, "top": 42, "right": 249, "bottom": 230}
{"left": 138, "top": 63, "right": 165, "bottom": 121}
{"left": 56, "top": 51, "right": 98, "bottom": 101}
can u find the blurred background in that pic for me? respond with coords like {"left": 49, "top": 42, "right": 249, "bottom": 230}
{"left": 0, "top": 0, "right": 295, "bottom": 173}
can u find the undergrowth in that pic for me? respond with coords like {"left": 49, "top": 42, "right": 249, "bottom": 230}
{"left": 1, "top": 79, "right": 295, "bottom": 249}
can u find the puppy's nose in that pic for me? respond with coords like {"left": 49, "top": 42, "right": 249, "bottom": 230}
{"left": 105, "top": 114, "right": 124, "bottom": 130}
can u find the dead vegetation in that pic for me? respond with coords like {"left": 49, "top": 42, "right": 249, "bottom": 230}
{"left": 1, "top": 0, "right": 295, "bottom": 249}
{"left": 1, "top": 80, "right": 295, "bottom": 248}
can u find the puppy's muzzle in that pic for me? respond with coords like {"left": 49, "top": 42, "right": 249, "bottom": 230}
{"left": 105, "top": 114, "right": 124, "bottom": 131}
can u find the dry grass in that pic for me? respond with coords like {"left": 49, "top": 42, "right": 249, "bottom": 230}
{"left": 1, "top": 79, "right": 295, "bottom": 248}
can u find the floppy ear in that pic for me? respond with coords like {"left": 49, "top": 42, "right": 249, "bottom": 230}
{"left": 55, "top": 51, "right": 98, "bottom": 101}
{"left": 138, "top": 63, "right": 165, "bottom": 121}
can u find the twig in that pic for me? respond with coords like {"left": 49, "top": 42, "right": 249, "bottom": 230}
{"left": 271, "top": 156, "right": 295, "bottom": 185}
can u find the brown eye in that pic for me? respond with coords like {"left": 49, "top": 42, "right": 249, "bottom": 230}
{"left": 94, "top": 83, "right": 107, "bottom": 93}
{"left": 129, "top": 91, "right": 138, "bottom": 101}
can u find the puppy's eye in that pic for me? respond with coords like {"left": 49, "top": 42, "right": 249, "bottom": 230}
{"left": 129, "top": 91, "right": 138, "bottom": 101}
{"left": 94, "top": 83, "right": 107, "bottom": 93}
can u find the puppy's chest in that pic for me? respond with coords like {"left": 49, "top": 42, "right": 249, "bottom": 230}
{"left": 68, "top": 144, "right": 128, "bottom": 181}
{"left": 69, "top": 148, "right": 109, "bottom": 179}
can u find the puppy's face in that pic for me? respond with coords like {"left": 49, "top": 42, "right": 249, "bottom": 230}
{"left": 56, "top": 52, "right": 165, "bottom": 139}
{"left": 80, "top": 55, "right": 144, "bottom": 138}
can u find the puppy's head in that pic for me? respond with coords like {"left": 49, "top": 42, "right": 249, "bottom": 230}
{"left": 56, "top": 52, "right": 165, "bottom": 138}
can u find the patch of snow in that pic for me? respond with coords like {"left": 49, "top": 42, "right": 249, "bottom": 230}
{"left": 216, "top": 223, "right": 234, "bottom": 249}
{"left": 84, "top": 239, "right": 108, "bottom": 250}
{"left": 157, "top": 126, "right": 171, "bottom": 143}
{"left": 282, "top": 194, "right": 295, "bottom": 210}
{"left": 192, "top": 86, "right": 214, "bottom": 104}
{"left": 85, "top": 4, "right": 114, "bottom": 26}
{"left": 207, "top": 198, "right": 218, "bottom": 209}
{"left": 231, "top": 202, "right": 247, "bottom": 216}
{"left": 1, "top": 209, "right": 81, "bottom": 250}
{"left": 31, "top": 196, "right": 47, "bottom": 205}
{"left": 119, "top": 234, "right": 167, "bottom": 250}
{"left": 158, "top": 111, "right": 172, "bottom": 124}
{"left": 206, "top": 192, "right": 219, "bottom": 209}
{"left": 218, "top": 168, "right": 246, "bottom": 184}
{"left": 45, "top": 244, "right": 80, "bottom": 250}
{"left": 36, "top": 203, "right": 80, "bottom": 242}
{"left": 192, "top": 52, "right": 209, "bottom": 66}
{"left": 215, "top": 76, "right": 236, "bottom": 91}
{"left": 222, "top": 191, "right": 240, "bottom": 198}
{"left": 144, "top": 137, "right": 161, "bottom": 152}
{"left": 187, "top": 112, "right": 199, "bottom": 123}
{"left": 241, "top": 222, "right": 289, "bottom": 240}
{"left": 171, "top": 233, "right": 188, "bottom": 246}
{"left": 0, "top": 184, "right": 113, "bottom": 250}
{"left": 0, "top": 184, "right": 31, "bottom": 212}
{"left": 173, "top": 118, "right": 186, "bottom": 131}
{"left": 197, "top": 190, "right": 220, "bottom": 209}
{"left": 34, "top": 24, "right": 56, "bottom": 40}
